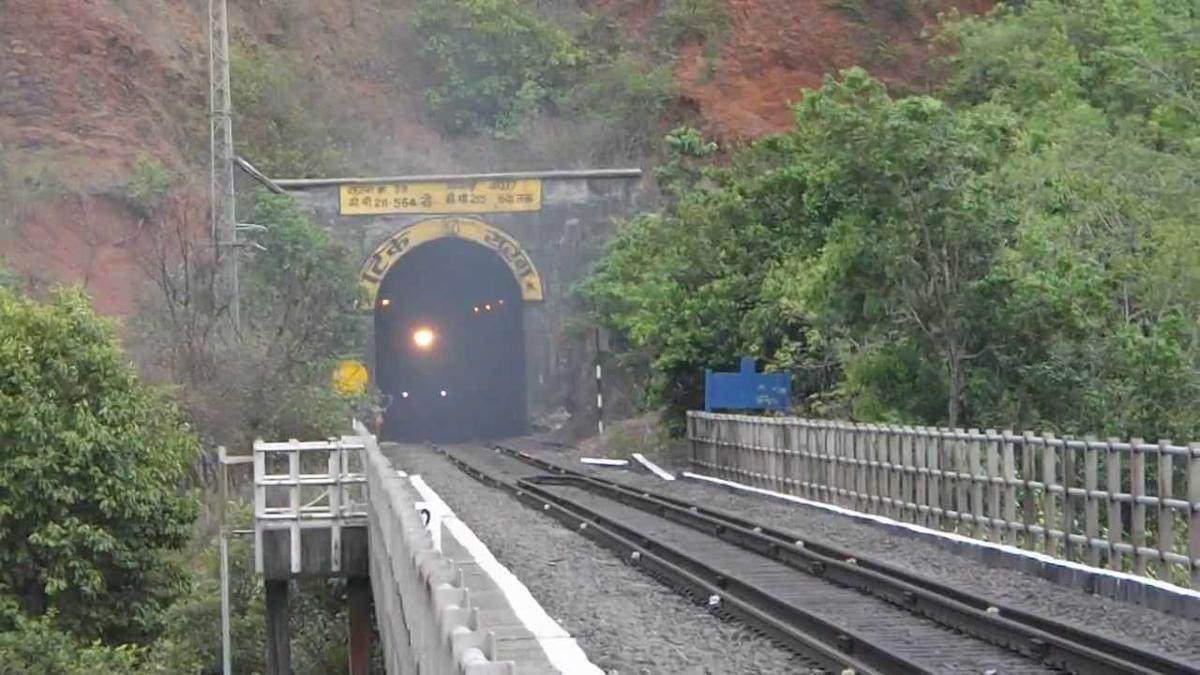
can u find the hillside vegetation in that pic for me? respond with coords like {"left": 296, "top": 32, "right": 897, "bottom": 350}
{"left": 0, "top": 0, "right": 971, "bottom": 313}
{"left": 583, "top": 0, "right": 1200, "bottom": 440}
{"left": 3, "top": 0, "right": 1197, "bottom": 672}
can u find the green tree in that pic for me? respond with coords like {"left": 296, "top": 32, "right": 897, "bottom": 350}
{"left": 759, "top": 71, "right": 1019, "bottom": 427}
{"left": 0, "top": 288, "right": 199, "bottom": 642}
{"left": 939, "top": 0, "right": 1200, "bottom": 438}
{"left": 585, "top": 2, "right": 1200, "bottom": 440}
{"left": 124, "top": 154, "right": 174, "bottom": 218}
{"left": 238, "top": 190, "right": 369, "bottom": 442}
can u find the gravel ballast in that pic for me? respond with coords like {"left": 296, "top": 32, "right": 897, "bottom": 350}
{"left": 523, "top": 441, "right": 1200, "bottom": 665}
{"left": 386, "top": 443, "right": 809, "bottom": 675}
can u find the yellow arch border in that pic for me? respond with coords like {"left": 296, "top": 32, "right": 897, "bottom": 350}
{"left": 359, "top": 216, "right": 544, "bottom": 306}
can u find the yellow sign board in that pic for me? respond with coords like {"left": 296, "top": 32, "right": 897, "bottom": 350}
{"left": 340, "top": 179, "right": 542, "bottom": 216}
{"left": 332, "top": 360, "right": 369, "bottom": 396}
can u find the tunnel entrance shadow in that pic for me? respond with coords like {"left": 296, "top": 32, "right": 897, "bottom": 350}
{"left": 374, "top": 238, "right": 527, "bottom": 443}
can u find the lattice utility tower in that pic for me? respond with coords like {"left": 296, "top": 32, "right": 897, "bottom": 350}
{"left": 209, "top": 0, "right": 239, "bottom": 330}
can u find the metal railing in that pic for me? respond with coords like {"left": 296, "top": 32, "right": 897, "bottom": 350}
{"left": 253, "top": 438, "right": 368, "bottom": 576}
{"left": 687, "top": 412, "right": 1200, "bottom": 589}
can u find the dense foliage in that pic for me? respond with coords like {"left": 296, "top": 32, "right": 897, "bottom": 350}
{"left": 130, "top": 188, "right": 373, "bottom": 673}
{"left": 583, "top": 0, "right": 1199, "bottom": 439}
{"left": 0, "top": 288, "right": 199, "bottom": 646}
{"left": 415, "top": 0, "right": 589, "bottom": 135}
{"left": 0, "top": 189, "right": 372, "bottom": 672}
{"left": 231, "top": 45, "right": 355, "bottom": 177}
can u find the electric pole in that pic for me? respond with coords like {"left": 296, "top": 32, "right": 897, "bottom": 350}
{"left": 209, "top": 3, "right": 237, "bottom": 674}
{"left": 210, "top": 0, "right": 239, "bottom": 332}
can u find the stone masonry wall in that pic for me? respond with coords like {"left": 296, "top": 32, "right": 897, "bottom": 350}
{"left": 284, "top": 175, "right": 642, "bottom": 431}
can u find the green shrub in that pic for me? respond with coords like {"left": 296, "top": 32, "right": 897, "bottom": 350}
{"left": 566, "top": 53, "right": 673, "bottom": 154}
{"left": 231, "top": 45, "right": 349, "bottom": 177}
{"left": 415, "top": 0, "right": 589, "bottom": 135}
{"left": 662, "top": 0, "right": 729, "bottom": 47}
{"left": 124, "top": 154, "right": 174, "bottom": 217}
{"left": 0, "top": 613, "right": 147, "bottom": 675}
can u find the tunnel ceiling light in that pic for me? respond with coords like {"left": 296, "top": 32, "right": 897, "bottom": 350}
{"left": 412, "top": 327, "right": 436, "bottom": 350}
{"left": 380, "top": 298, "right": 391, "bottom": 308}
{"left": 484, "top": 303, "right": 492, "bottom": 311}
{"left": 498, "top": 299, "right": 505, "bottom": 306}
{"left": 473, "top": 306, "right": 480, "bottom": 313}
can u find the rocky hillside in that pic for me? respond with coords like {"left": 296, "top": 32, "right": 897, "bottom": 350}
{"left": 0, "top": 0, "right": 986, "bottom": 315}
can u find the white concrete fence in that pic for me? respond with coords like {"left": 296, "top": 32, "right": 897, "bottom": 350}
{"left": 687, "top": 412, "right": 1200, "bottom": 590}
{"left": 362, "top": 436, "right": 517, "bottom": 674}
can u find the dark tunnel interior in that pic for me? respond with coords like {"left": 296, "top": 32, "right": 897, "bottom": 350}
{"left": 374, "top": 238, "right": 527, "bottom": 443}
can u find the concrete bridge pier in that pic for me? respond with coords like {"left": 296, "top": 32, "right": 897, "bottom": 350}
{"left": 348, "top": 576, "right": 372, "bottom": 675}
{"left": 262, "top": 576, "right": 371, "bottom": 675}
{"left": 265, "top": 580, "right": 289, "bottom": 675}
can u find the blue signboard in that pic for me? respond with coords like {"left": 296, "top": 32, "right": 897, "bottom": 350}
{"left": 704, "top": 357, "right": 791, "bottom": 412}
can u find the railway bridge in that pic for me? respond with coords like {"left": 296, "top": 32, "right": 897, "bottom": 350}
{"left": 244, "top": 417, "right": 1200, "bottom": 675}
{"left": 235, "top": 165, "right": 1200, "bottom": 674}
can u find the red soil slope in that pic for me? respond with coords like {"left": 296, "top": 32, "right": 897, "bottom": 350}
{"left": 0, "top": 0, "right": 988, "bottom": 315}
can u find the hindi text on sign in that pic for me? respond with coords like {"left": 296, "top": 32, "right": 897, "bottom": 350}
{"left": 340, "top": 179, "right": 542, "bottom": 215}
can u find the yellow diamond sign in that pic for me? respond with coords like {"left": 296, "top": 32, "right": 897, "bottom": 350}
{"left": 333, "top": 360, "right": 369, "bottom": 396}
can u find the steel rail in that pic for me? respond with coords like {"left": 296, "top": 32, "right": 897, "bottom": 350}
{"left": 497, "top": 444, "right": 1197, "bottom": 675}
{"left": 438, "top": 447, "right": 881, "bottom": 674}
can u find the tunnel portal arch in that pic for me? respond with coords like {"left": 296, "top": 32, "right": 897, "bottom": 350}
{"left": 359, "top": 217, "right": 544, "bottom": 307}
{"left": 366, "top": 218, "right": 538, "bottom": 443}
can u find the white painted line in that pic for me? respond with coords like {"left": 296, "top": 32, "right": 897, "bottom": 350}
{"left": 580, "top": 457, "right": 628, "bottom": 467}
{"left": 681, "top": 471, "right": 1200, "bottom": 602}
{"left": 631, "top": 453, "right": 675, "bottom": 481}
{"left": 407, "top": 475, "right": 603, "bottom": 675}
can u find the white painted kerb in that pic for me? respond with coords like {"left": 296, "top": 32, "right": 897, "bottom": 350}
{"left": 632, "top": 453, "right": 675, "bottom": 481}
{"left": 682, "top": 471, "right": 1200, "bottom": 603}
{"left": 408, "top": 475, "right": 603, "bottom": 675}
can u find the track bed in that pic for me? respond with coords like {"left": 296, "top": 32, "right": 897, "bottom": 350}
{"left": 439, "top": 444, "right": 1197, "bottom": 675}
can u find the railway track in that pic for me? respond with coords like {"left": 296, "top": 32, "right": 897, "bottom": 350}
{"left": 436, "top": 443, "right": 1196, "bottom": 675}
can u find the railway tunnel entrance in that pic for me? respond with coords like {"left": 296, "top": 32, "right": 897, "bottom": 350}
{"left": 366, "top": 218, "right": 540, "bottom": 443}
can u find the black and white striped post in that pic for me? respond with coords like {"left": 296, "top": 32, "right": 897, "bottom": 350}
{"left": 595, "top": 328, "right": 604, "bottom": 436}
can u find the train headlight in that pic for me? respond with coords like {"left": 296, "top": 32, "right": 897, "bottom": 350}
{"left": 412, "top": 327, "right": 436, "bottom": 350}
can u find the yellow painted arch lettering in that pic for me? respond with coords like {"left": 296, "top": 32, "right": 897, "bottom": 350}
{"left": 359, "top": 217, "right": 544, "bottom": 306}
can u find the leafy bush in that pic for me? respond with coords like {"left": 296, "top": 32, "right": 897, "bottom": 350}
{"left": 0, "top": 287, "right": 200, "bottom": 642}
{"left": 231, "top": 45, "right": 350, "bottom": 177}
{"left": 0, "top": 612, "right": 147, "bottom": 675}
{"left": 662, "top": 0, "right": 730, "bottom": 47}
{"left": 124, "top": 154, "right": 174, "bottom": 217}
{"left": 415, "top": 0, "right": 589, "bottom": 135}
{"left": 566, "top": 53, "right": 674, "bottom": 156}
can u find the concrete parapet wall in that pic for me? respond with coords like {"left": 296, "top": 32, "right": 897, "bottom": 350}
{"left": 364, "top": 438, "right": 514, "bottom": 674}
{"left": 358, "top": 424, "right": 598, "bottom": 674}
